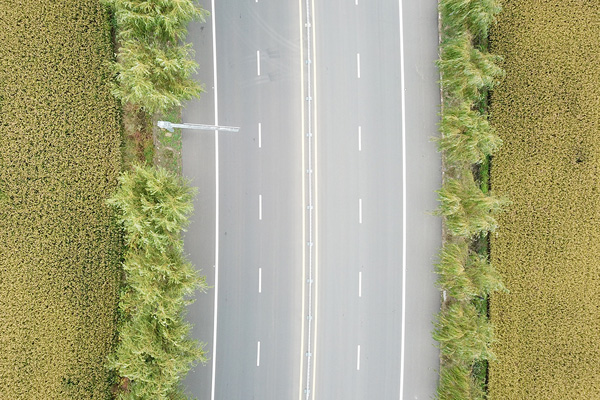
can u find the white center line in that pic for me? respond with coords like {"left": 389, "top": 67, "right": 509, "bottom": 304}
{"left": 257, "top": 50, "right": 261, "bottom": 76}
{"left": 356, "top": 345, "right": 361, "bottom": 370}
{"left": 258, "top": 268, "right": 262, "bottom": 293}
{"left": 355, "top": 0, "right": 358, "bottom": 4}
{"left": 358, "top": 126, "right": 362, "bottom": 151}
{"left": 359, "top": 271, "right": 362, "bottom": 297}
{"left": 357, "top": 53, "right": 361, "bottom": 78}
{"left": 259, "top": 194, "right": 263, "bottom": 220}
{"left": 257, "top": 341, "right": 261, "bottom": 367}
{"left": 359, "top": 198, "right": 363, "bottom": 224}
{"left": 258, "top": 122, "right": 262, "bottom": 148}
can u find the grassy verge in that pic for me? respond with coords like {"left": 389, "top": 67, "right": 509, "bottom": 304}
{"left": 153, "top": 107, "right": 184, "bottom": 175}
{"left": 120, "top": 103, "right": 183, "bottom": 175}
{"left": 434, "top": 0, "right": 507, "bottom": 398}
{"left": 102, "top": 1, "right": 206, "bottom": 398}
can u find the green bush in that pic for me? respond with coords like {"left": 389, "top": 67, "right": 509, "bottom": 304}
{"left": 437, "top": 362, "right": 487, "bottom": 400}
{"left": 434, "top": 301, "right": 495, "bottom": 363}
{"left": 439, "top": 0, "right": 501, "bottom": 40}
{"left": 107, "top": 165, "right": 207, "bottom": 399}
{"left": 436, "top": 241, "right": 505, "bottom": 302}
{"left": 437, "top": 101, "right": 501, "bottom": 165}
{"left": 437, "top": 175, "right": 508, "bottom": 237}
{"left": 438, "top": 32, "right": 503, "bottom": 104}
{"left": 435, "top": 241, "right": 478, "bottom": 301}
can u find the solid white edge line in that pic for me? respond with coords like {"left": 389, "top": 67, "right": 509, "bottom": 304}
{"left": 359, "top": 271, "right": 362, "bottom": 297}
{"left": 211, "top": 0, "right": 219, "bottom": 398}
{"left": 259, "top": 267, "right": 262, "bottom": 293}
{"left": 258, "top": 122, "right": 262, "bottom": 148}
{"left": 357, "top": 53, "right": 361, "bottom": 78}
{"left": 310, "top": 0, "right": 319, "bottom": 395}
{"left": 298, "top": 0, "right": 307, "bottom": 395}
{"left": 357, "top": 345, "right": 361, "bottom": 370}
{"left": 358, "top": 126, "right": 362, "bottom": 151}
{"left": 259, "top": 194, "right": 263, "bottom": 220}
{"left": 399, "top": 0, "right": 407, "bottom": 399}
{"left": 257, "top": 50, "right": 261, "bottom": 76}
{"left": 257, "top": 341, "right": 261, "bottom": 367}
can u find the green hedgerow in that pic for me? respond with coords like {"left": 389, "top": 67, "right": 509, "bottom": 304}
{"left": 107, "top": 165, "right": 207, "bottom": 400}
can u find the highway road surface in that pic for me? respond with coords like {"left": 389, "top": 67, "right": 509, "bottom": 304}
{"left": 181, "top": 0, "right": 440, "bottom": 399}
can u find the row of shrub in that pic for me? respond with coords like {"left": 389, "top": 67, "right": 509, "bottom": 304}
{"left": 107, "top": 165, "right": 208, "bottom": 399}
{"left": 101, "top": 0, "right": 208, "bottom": 114}
{"left": 433, "top": 1, "right": 507, "bottom": 399}
{"left": 0, "top": 1, "right": 122, "bottom": 398}
{"left": 488, "top": 2, "right": 600, "bottom": 398}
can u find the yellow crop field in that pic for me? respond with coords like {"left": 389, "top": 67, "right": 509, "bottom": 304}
{"left": 0, "top": 1, "right": 122, "bottom": 398}
{"left": 489, "top": 1, "right": 600, "bottom": 399}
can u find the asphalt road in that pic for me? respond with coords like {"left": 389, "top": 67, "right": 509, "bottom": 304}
{"left": 312, "top": 0, "right": 440, "bottom": 399}
{"left": 182, "top": 0, "right": 440, "bottom": 399}
{"left": 183, "top": 1, "right": 303, "bottom": 399}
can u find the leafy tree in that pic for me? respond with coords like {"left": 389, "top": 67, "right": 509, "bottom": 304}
{"left": 101, "top": 0, "right": 208, "bottom": 113}
{"left": 102, "top": 0, "right": 208, "bottom": 43}
{"left": 112, "top": 39, "right": 202, "bottom": 114}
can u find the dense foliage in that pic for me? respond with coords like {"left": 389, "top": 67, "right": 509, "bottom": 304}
{"left": 0, "top": 1, "right": 122, "bottom": 398}
{"left": 434, "top": 0, "right": 506, "bottom": 398}
{"left": 101, "top": 0, "right": 208, "bottom": 114}
{"left": 107, "top": 165, "right": 207, "bottom": 399}
{"left": 488, "top": 2, "right": 600, "bottom": 399}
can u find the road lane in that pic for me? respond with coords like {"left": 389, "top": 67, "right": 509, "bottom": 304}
{"left": 401, "top": 0, "right": 442, "bottom": 397}
{"left": 183, "top": 0, "right": 304, "bottom": 399}
{"left": 313, "top": 0, "right": 439, "bottom": 399}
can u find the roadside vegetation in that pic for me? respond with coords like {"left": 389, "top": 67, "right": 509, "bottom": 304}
{"left": 106, "top": 166, "right": 207, "bottom": 399}
{"left": 101, "top": 0, "right": 209, "bottom": 398}
{"left": 104, "top": 0, "right": 208, "bottom": 175}
{"left": 0, "top": 1, "right": 122, "bottom": 398}
{"left": 434, "top": 1, "right": 507, "bottom": 398}
{"left": 488, "top": 2, "right": 600, "bottom": 398}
